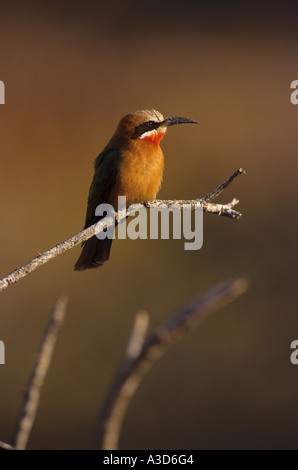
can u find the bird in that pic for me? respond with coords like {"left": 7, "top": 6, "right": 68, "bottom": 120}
{"left": 74, "top": 109, "right": 198, "bottom": 271}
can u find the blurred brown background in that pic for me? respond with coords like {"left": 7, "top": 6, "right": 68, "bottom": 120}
{"left": 0, "top": 0, "right": 298, "bottom": 449}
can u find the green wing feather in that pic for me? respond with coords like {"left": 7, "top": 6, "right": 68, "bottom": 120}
{"left": 84, "top": 148, "right": 121, "bottom": 228}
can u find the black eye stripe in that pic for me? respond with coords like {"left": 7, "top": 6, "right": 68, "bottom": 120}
{"left": 132, "top": 120, "right": 161, "bottom": 139}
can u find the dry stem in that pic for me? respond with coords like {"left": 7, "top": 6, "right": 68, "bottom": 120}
{"left": 97, "top": 277, "right": 248, "bottom": 450}
{"left": 0, "top": 168, "right": 244, "bottom": 292}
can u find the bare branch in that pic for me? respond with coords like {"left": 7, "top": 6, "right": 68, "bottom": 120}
{"left": 0, "top": 441, "right": 14, "bottom": 450}
{"left": 13, "top": 296, "right": 68, "bottom": 450}
{"left": 0, "top": 169, "right": 244, "bottom": 292}
{"left": 96, "top": 277, "right": 249, "bottom": 450}
{"left": 147, "top": 168, "right": 245, "bottom": 220}
{"left": 146, "top": 197, "right": 241, "bottom": 219}
{"left": 95, "top": 310, "right": 150, "bottom": 450}
{"left": 201, "top": 168, "right": 245, "bottom": 202}
{"left": 125, "top": 310, "right": 150, "bottom": 361}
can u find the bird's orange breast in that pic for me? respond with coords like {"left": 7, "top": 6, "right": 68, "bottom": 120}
{"left": 108, "top": 140, "right": 164, "bottom": 206}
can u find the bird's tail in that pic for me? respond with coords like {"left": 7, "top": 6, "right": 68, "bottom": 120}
{"left": 74, "top": 215, "right": 115, "bottom": 271}
{"left": 74, "top": 236, "right": 113, "bottom": 271}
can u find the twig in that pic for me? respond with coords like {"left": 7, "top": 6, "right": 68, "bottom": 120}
{"left": 146, "top": 197, "right": 241, "bottom": 219}
{"left": 147, "top": 168, "right": 244, "bottom": 219}
{"left": 201, "top": 168, "right": 245, "bottom": 202}
{"left": 0, "top": 169, "right": 245, "bottom": 292}
{"left": 96, "top": 277, "right": 249, "bottom": 450}
{"left": 95, "top": 311, "right": 149, "bottom": 450}
{"left": 12, "top": 296, "right": 68, "bottom": 450}
{"left": 125, "top": 310, "right": 150, "bottom": 361}
{"left": 0, "top": 440, "right": 14, "bottom": 450}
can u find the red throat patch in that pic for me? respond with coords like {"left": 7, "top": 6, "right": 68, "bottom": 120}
{"left": 143, "top": 130, "right": 166, "bottom": 146}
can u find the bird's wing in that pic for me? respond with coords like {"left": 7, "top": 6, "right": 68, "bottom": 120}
{"left": 84, "top": 148, "right": 121, "bottom": 228}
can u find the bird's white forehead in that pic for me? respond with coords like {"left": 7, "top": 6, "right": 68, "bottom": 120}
{"left": 135, "top": 109, "right": 164, "bottom": 123}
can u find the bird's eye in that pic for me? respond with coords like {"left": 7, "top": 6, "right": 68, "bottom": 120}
{"left": 147, "top": 121, "right": 154, "bottom": 127}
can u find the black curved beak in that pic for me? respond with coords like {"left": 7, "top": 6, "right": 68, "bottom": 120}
{"left": 163, "top": 116, "right": 198, "bottom": 127}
